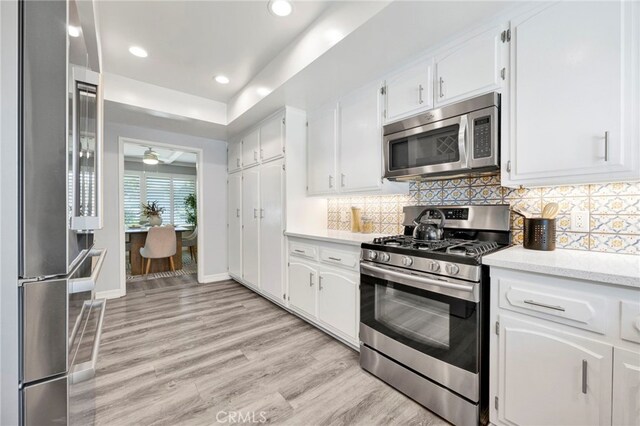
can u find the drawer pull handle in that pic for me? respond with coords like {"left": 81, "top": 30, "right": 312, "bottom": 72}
{"left": 328, "top": 257, "right": 342, "bottom": 262}
{"left": 294, "top": 249, "right": 305, "bottom": 254}
{"left": 582, "top": 359, "right": 588, "bottom": 394}
{"left": 524, "top": 299, "right": 566, "bottom": 312}
{"left": 309, "top": 273, "right": 314, "bottom": 287}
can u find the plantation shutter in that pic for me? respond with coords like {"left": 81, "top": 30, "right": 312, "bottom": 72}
{"left": 172, "top": 177, "right": 196, "bottom": 225}
{"left": 145, "top": 176, "right": 173, "bottom": 223}
{"left": 123, "top": 174, "right": 142, "bottom": 225}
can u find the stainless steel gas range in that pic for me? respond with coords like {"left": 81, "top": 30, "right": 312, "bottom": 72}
{"left": 359, "top": 204, "right": 511, "bottom": 426}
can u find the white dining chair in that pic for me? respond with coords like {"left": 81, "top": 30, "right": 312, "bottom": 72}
{"left": 182, "top": 226, "right": 197, "bottom": 263}
{"left": 140, "top": 225, "right": 177, "bottom": 274}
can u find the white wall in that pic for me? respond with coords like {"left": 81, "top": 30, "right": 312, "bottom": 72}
{"left": 95, "top": 119, "right": 228, "bottom": 295}
{"left": 0, "top": 1, "right": 20, "bottom": 423}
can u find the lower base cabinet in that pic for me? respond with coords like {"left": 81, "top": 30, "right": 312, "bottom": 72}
{"left": 497, "top": 315, "right": 613, "bottom": 426}
{"left": 288, "top": 261, "right": 317, "bottom": 318}
{"left": 317, "top": 270, "right": 358, "bottom": 341}
{"left": 613, "top": 347, "right": 640, "bottom": 426}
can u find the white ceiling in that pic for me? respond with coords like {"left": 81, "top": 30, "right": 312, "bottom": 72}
{"left": 96, "top": 1, "right": 332, "bottom": 103}
{"left": 123, "top": 142, "right": 198, "bottom": 165}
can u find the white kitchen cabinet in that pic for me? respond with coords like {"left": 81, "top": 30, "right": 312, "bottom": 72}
{"left": 241, "top": 128, "right": 260, "bottom": 169}
{"left": 613, "top": 347, "right": 640, "bottom": 426}
{"left": 497, "top": 315, "right": 613, "bottom": 426}
{"left": 317, "top": 268, "right": 358, "bottom": 340}
{"left": 228, "top": 172, "right": 242, "bottom": 278}
{"left": 504, "top": 1, "right": 640, "bottom": 187}
{"left": 242, "top": 169, "right": 260, "bottom": 287}
{"left": 260, "top": 112, "right": 285, "bottom": 163}
{"left": 384, "top": 59, "right": 433, "bottom": 123}
{"left": 288, "top": 261, "right": 317, "bottom": 318}
{"left": 259, "top": 161, "right": 284, "bottom": 301}
{"left": 434, "top": 24, "right": 505, "bottom": 106}
{"left": 228, "top": 139, "right": 242, "bottom": 172}
{"left": 307, "top": 103, "right": 337, "bottom": 195}
{"left": 338, "top": 82, "right": 383, "bottom": 193}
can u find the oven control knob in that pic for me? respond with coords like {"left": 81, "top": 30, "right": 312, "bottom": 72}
{"left": 428, "top": 261, "right": 440, "bottom": 272}
{"left": 445, "top": 263, "right": 460, "bottom": 275}
{"left": 379, "top": 252, "right": 390, "bottom": 262}
{"left": 368, "top": 251, "right": 378, "bottom": 260}
{"left": 402, "top": 256, "right": 413, "bottom": 266}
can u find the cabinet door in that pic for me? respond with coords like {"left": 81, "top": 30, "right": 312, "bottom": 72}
{"left": 612, "top": 347, "right": 640, "bottom": 426}
{"left": 228, "top": 140, "right": 242, "bottom": 172}
{"left": 317, "top": 269, "right": 357, "bottom": 340}
{"left": 259, "top": 162, "right": 284, "bottom": 301}
{"left": 498, "top": 315, "right": 613, "bottom": 426}
{"left": 260, "top": 113, "right": 285, "bottom": 163}
{"left": 434, "top": 24, "right": 503, "bottom": 106}
{"left": 228, "top": 173, "right": 242, "bottom": 277}
{"left": 384, "top": 59, "right": 433, "bottom": 123}
{"left": 338, "top": 83, "right": 382, "bottom": 193}
{"left": 288, "top": 262, "right": 316, "bottom": 318}
{"left": 242, "top": 129, "right": 260, "bottom": 168}
{"left": 506, "top": 2, "right": 640, "bottom": 186}
{"left": 307, "top": 104, "right": 337, "bottom": 195}
{"left": 241, "top": 169, "right": 260, "bottom": 287}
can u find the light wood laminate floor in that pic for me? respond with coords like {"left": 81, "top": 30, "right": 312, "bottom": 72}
{"left": 71, "top": 274, "right": 447, "bottom": 425}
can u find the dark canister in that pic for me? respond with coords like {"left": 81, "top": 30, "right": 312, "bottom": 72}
{"left": 523, "top": 218, "right": 556, "bottom": 251}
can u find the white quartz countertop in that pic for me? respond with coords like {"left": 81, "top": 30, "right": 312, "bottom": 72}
{"left": 284, "top": 229, "right": 390, "bottom": 247}
{"left": 484, "top": 246, "right": 640, "bottom": 288}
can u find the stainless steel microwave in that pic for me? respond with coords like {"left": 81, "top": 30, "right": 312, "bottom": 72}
{"left": 383, "top": 93, "right": 500, "bottom": 181}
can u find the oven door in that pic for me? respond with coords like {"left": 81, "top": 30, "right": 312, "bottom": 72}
{"left": 384, "top": 114, "right": 469, "bottom": 180}
{"left": 359, "top": 261, "right": 481, "bottom": 402}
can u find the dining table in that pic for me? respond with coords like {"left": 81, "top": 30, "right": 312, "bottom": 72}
{"left": 126, "top": 226, "right": 191, "bottom": 275}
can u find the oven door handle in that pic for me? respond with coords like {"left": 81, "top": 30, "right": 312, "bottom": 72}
{"left": 360, "top": 262, "right": 477, "bottom": 301}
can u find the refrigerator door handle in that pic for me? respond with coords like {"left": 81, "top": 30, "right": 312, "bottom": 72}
{"left": 69, "top": 298, "right": 106, "bottom": 384}
{"left": 68, "top": 248, "right": 107, "bottom": 294}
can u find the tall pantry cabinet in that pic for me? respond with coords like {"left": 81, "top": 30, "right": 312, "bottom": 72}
{"left": 227, "top": 108, "right": 306, "bottom": 304}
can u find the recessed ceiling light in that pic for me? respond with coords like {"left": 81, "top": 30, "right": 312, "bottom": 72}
{"left": 215, "top": 75, "right": 230, "bottom": 84}
{"left": 68, "top": 25, "right": 81, "bottom": 38}
{"left": 268, "top": 0, "right": 293, "bottom": 17}
{"left": 256, "top": 87, "right": 271, "bottom": 97}
{"left": 129, "top": 46, "right": 148, "bottom": 58}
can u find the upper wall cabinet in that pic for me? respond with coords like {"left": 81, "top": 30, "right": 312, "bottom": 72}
{"left": 307, "top": 103, "right": 338, "bottom": 196}
{"left": 503, "top": 1, "right": 640, "bottom": 187}
{"left": 434, "top": 23, "right": 506, "bottom": 106}
{"left": 228, "top": 138, "right": 242, "bottom": 173}
{"left": 383, "top": 59, "right": 433, "bottom": 124}
{"left": 242, "top": 128, "right": 260, "bottom": 168}
{"left": 260, "top": 112, "right": 285, "bottom": 163}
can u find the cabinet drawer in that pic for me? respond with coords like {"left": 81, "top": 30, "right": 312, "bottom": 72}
{"left": 620, "top": 301, "right": 640, "bottom": 344}
{"left": 498, "top": 278, "right": 607, "bottom": 334}
{"left": 319, "top": 248, "right": 358, "bottom": 270}
{"left": 289, "top": 243, "right": 317, "bottom": 260}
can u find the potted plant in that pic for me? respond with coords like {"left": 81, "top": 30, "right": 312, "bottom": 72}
{"left": 142, "top": 201, "right": 165, "bottom": 226}
{"left": 184, "top": 193, "right": 197, "bottom": 227}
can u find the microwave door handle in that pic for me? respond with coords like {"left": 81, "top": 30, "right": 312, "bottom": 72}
{"left": 458, "top": 115, "right": 470, "bottom": 168}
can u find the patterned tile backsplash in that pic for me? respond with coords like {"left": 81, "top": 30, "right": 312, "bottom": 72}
{"left": 326, "top": 175, "right": 640, "bottom": 254}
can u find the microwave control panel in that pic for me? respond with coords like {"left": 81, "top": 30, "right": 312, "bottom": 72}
{"left": 473, "top": 116, "right": 492, "bottom": 159}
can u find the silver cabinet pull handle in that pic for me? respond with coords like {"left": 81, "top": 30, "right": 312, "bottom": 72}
{"left": 524, "top": 299, "right": 566, "bottom": 312}
{"left": 309, "top": 272, "right": 314, "bottom": 287}
{"left": 328, "top": 257, "right": 342, "bottom": 262}
{"left": 260, "top": 208, "right": 265, "bottom": 219}
{"left": 236, "top": 208, "right": 240, "bottom": 218}
{"left": 439, "top": 77, "right": 444, "bottom": 98}
{"left": 69, "top": 299, "right": 107, "bottom": 384}
{"left": 582, "top": 360, "right": 588, "bottom": 394}
{"left": 253, "top": 208, "right": 257, "bottom": 219}
{"left": 341, "top": 173, "right": 346, "bottom": 187}
{"left": 254, "top": 150, "right": 258, "bottom": 161}
{"left": 329, "top": 175, "right": 333, "bottom": 188}
{"left": 604, "top": 131, "right": 609, "bottom": 161}
{"left": 319, "top": 275, "right": 323, "bottom": 291}
{"left": 418, "top": 84, "right": 424, "bottom": 104}
{"left": 294, "top": 249, "right": 305, "bottom": 254}
{"left": 506, "top": 160, "right": 512, "bottom": 173}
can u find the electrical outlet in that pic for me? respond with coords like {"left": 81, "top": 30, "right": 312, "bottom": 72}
{"left": 571, "top": 210, "right": 590, "bottom": 232}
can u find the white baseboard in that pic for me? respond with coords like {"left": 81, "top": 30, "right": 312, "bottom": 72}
{"left": 200, "top": 272, "right": 231, "bottom": 283}
{"left": 96, "top": 288, "right": 125, "bottom": 300}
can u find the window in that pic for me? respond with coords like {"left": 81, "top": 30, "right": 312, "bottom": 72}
{"left": 123, "top": 172, "right": 196, "bottom": 226}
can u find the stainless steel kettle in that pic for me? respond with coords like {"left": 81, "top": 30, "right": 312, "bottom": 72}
{"left": 412, "top": 208, "right": 446, "bottom": 241}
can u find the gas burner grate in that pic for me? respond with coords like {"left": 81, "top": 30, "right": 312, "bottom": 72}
{"left": 446, "top": 241, "right": 500, "bottom": 256}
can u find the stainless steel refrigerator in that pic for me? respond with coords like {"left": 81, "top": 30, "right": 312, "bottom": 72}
{"left": 18, "top": 1, "right": 106, "bottom": 424}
